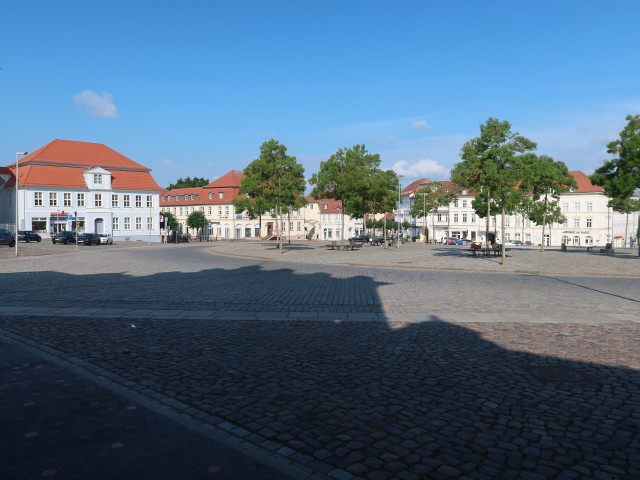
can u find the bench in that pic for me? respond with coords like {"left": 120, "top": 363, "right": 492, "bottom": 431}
{"left": 329, "top": 240, "right": 358, "bottom": 251}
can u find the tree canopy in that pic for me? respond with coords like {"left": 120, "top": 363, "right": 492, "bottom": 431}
{"left": 160, "top": 211, "right": 178, "bottom": 231}
{"left": 187, "top": 210, "right": 207, "bottom": 235}
{"left": 237, "top": 139, "right": 306, "bottom": 250}
{"left": 309, "top": 144, "right": 397, "bottom": 241}
{"left": 452, "top": 118, "right": 537, "bottom": 263}
{"left": 167, "top": 176, "right": 209, "bottom": 190}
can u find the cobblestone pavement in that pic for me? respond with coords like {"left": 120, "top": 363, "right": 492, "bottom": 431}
{"left": 0, "top": 339, "right": 290, "bottom": 480}
{"left": 0, "top": 244, "right": 639, "bottom": 479}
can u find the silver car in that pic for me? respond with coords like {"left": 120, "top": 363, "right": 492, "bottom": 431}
{"left": 99, "top": 233, "right": 113, "bottom": 245}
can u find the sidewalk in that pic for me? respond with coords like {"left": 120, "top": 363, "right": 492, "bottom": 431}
{"left": 208, "top": 240, "right": 640, "bottom": 277}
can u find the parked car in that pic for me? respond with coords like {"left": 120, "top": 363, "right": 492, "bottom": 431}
{"left": 348, "top": 235, "right": 372, "bottom": 243}
{"left": 505, "top": 239, "right": 523, "bottom": 246}
{"left": 18, "top": 230, "right": 42, "bottom": 243}
{"left": 77, "top": 233, "right": 101, "bottom": 245}
{"left": 0, "top": 229, "right": 16, "bottom": 247}
{"left": 99, "top": 233, "right": 113, "bottom": 245}
{"left": 52, "top": 231, "right": 77, "bottom": 244}
{"left": 446, "top": 237, "right": 463, "bottom": 245}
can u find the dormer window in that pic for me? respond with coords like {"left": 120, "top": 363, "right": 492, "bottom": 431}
{"left": 462, "top": 189, "right": 467, "bottom": 195}
{"left": 93, "top": 174, "right": 103, "bottom": 184}
{"left": 177, "top": 195, "right": 181, "bottom": 201}
{"left": 219, "top": 192, "right": 224, "bottom": 199}
{"left": 323, "top": 204, "right": 328, "bottom": 210}
{"left": 209, "top": 192, "right": 213, "bottom": 199}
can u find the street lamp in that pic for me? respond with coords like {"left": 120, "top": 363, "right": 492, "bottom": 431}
{"left": 397, "top": 175, "right": 403, "bottom": 249}
{"left": 421, "top": 192, "right": 428, "bottom": 244}
{"left": 15, "top": 151, "right": 28, "bottom": 257}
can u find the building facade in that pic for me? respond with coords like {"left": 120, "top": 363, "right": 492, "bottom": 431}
{"left": 0, "top": 140, "right": 162, "bottom": 242}
{"left": 401, "top": 171, "right": 618, "bottom": 247}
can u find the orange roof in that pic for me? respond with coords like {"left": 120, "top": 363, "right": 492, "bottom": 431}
{"left": 160, "top": 171, "right": 247, "bottom": 206}
{"left": 569, "top": 171, "right": 604, "bottom": 193}
{"left": 7, "top": 164, "right": 161, "bottom": 190}
{"left": 204, "top": 170, "right": 244, "bottom": 189}
{"left": 9, "top": 139, "right": 150, "bottom": 171}
{"left": 402, "top": 178, "right": 431, "bottom": 196}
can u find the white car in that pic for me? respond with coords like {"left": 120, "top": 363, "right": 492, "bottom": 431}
{"left": 99, "top": 233, "right": 113, "bottom": 245}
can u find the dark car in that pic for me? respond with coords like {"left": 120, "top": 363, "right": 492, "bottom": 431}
{"left": 0, "top": 229, "right": 16, "bottom": 247}
{"left": 348, "top": 235, "right": 372, "bottom": 243}
{"left": 52, "top": 231, "right": 77, "bottom": 244}
{"left": 18, "top": 230, "right": 42, "bottom": 242}
{"left": 77, "top": 233, "right": 101, "bottom": 245}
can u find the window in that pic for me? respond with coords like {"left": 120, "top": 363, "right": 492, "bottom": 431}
{"left": 147, "top": 217, "right": 153, "bottom": 230}
{"left": 112, "top": 194, "right": 119, "bottom": 207}
{"left": 574, "top": 202, "right": 580, "bottom": 212}
{"left": 297, "top": 222, "right": 301, "bottom": 231}
{"left": 124, "top": 195, "right": 131, "bottom": 207}
{"left": 49, "top": 192, "right": 58, "bottom": 207}
{"left": 586, "top": 218, "right": 592, "bottom": 228}
{"left": 124, "top": 217, "right": 131, "bottom": 230}
{"left": 574, "top": 217, "right": 580, "bottom": 228}
{"left": 324, "top": 204, "right": 328, "bottom": 210}
{"left": 218, "top": 206, "right": 222, "bottom": 216}
{"left": 586, "top": 202, "right": 593, "bottom": 212}
{"left": 505, "top": 217, "right": 510, "bottom": 227}
{"left": 77, "top": 193, "right": 85, "bottom": 207}
{"left": 462, "top": 213, "right": 468, "bottom": 223}
{"left": 113, "top": 217, "right": 119, "bottom": 230}
{"left": 64, "top": 193, "right": 72, "bottom": 207}
{"left": 225, "top": 206, "right": 229, "bottom": 216}
{"left": 562, "top": 202, "right": 568, "bottom": 212}
{"left": 179, "top": 207, "right": 183, "bottom": 215}
{"left": 437, "top": 213, "right": 443, "bottom": 222}
{"left": 31, "top": 217, "right": 46, "bottom": 233}
{"left": 462, "top": 200, "right": 467, "bottom": 208}
{"left": 453, "top": 213, "right": 459, "bottom": 223}
{"left": 208, "top": 206, "right": 212, "bottom": 215}
{"left": 219, "top": 192, "right": 224, "bottom": 199}
{"left": 135, "top": 195, "right": 142, "bottom": 208}
{"left": 136, "top": 217, "right": 142, "bottom": 230}
{"left": 34, "top": 192, "right": 43, "bottom": 206}
{"left": 290, "top": 222, "right": 294, "bottom": 230}
{"left": 471, "top": 213, "right": 476, "bottom": 223}
{"left": 209, "top": 192, "right": 213, "bottom": 199}
{"left": 562, "top": 219, "right": 568, "bottom": 228}
{"left": 93, "top": 174, "right": 103, "bottom": 184}
{"left": 146, "top": 195, "right": 152, "bottom": 208}
{"left": 94, "top": 194, "right": 102, "bottom": 207}
{"left": 515, "top": 218, "right": 521, "bottom": 227}
{"left": 454, "top": 200, "right": 459, "bottom": 208}
{"left": 525, "top": 219, "right": 531, "bottom": 227}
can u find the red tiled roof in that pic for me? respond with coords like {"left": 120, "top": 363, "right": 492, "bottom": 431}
{"left": 7, "top": 164, "right": 161, "bottom": 190}
{"left": 402, "top": 178, "right": 431, "bottom": 196}
{"left": 9, "top": 139, "right": 151, "bottom": 171}
{"left": 569, "top": 171, "right": 604, "bottom": 193}
{"left": 204, "top": 170, "right": 244, "bottom": 189}
{"left": 160, "top": 171, "right": 247, "bottom": 206}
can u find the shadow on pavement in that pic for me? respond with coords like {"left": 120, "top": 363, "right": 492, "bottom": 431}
{"left": 0, "top": 261, "right": 638, "bottom": 479}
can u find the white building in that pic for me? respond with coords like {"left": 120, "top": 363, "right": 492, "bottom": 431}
{"left": 402, "top": 171, "right": 617, "bottom": 247}
{"left": 0, "top": 140, "right": 162, "bottom": 242}
{"left": 306, "top": 197, "right": 363, "bottom": 241}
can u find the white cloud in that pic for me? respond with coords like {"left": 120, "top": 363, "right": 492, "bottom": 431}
{"left": 392, "top": 158, "right": 449, "bottom": 179}
{"left": 412, "top": 120, "right": 430, "bottom": 131}
{"left": 73, "top": 90, "right": 118, "bottom": 118}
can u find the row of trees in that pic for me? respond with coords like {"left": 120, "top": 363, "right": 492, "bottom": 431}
{"left": 162, "top": 115, "right": 639, "bottom": 261}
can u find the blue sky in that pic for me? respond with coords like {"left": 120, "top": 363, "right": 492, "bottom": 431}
{"left": 3, "top": 1, "right": 640, "bottom": 189}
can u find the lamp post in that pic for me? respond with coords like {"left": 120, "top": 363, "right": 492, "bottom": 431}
{"left": 397, "top": 176, "right": 403, "bottom": 249}
{"left": 15, "top": 151, "right": 28, "bottom": 257}
{"left": 421, "top": 192, "right": 428, "bottom": 244}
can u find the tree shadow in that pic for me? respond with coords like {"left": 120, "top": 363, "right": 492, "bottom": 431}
{"left": 0, "top": 256, "right": 637, "bottom": 479}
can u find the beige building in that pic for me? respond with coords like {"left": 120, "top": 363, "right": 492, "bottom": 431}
{"left": 402, "top": 171, "right": 615, "bottom": 247}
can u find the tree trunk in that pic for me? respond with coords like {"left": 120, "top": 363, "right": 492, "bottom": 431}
{"left": 485, "top": 187, "right": 491, "bottom": 249}
{"left": 540, "top": 194, "right": 547, "bottom": 253}
{"left": 384, "top": 215, "right": 387, "bottom": 250}
{"left": 259, "top": 215, "right": 263, "bottom": 244}
{"left": 624, "top": 212, "right": 629, "bottom": 248}
{"left": 501, "top": 204, "right": 507, "bottom": 265}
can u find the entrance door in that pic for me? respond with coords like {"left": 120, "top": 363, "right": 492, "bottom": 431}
{"left": 267, "top": 222, "right": 273, "bottom": 236}
{"left": 95, "top": 218, "right": 104, "bottom": 234}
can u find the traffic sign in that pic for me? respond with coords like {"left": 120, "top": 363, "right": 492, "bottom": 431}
{"left": 67, "top": 214, "right": 73, "bottom": 220}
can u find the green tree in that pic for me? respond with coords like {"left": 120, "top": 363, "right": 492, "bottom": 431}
{"left": 309, "top": 145, "right": 394, "bottom": 242}
{"left": 238, "top": 139, "right": 306, "bottom": 252}
{"left": 167, "top": 176, "right": 209, "bottom": 190}
{"left": 160, "top": 211, "right": 178, "bottom": 231}
{"left": 521, "top": 155, "right": 577, "bottom": 252}
{"left": 591, "top": 115, "right": 640, "bottom": 255}
{"left": 410, "top": 183, "right": 446, "bottom": 242}
{"left": 452, "top": 118, "right": 537, "bottom": 264}
{"left": 187, "top": 210, "right": 207, "bottom": 238}
{"left": 608, "top": 197, "right": 640, "bottom": 248}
